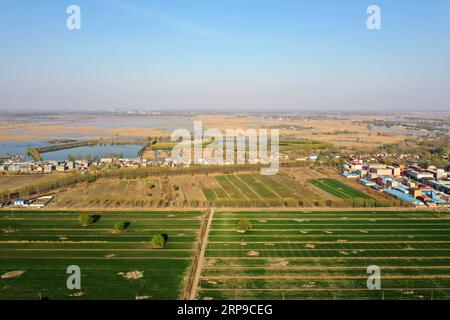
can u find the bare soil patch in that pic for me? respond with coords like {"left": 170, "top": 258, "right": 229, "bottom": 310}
{"left": 1, "top": 270, "right": 25, "bottom": 279}
{"left": 118, "top": 270, "right": 144, "bottom": 280}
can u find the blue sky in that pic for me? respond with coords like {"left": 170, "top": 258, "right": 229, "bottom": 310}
{"left": 0, "top": 0, "right": 449, "bottom": 112}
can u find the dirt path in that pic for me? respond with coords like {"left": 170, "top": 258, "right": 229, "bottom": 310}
{"left": 181, "top": 208, "right": 214, "bottom": 300}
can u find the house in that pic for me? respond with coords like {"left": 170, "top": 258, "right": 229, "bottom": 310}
{"left": 384, "top": 189, "right": 424, "bottom": 206}
{"left": 20, "top": 166, "right": 32, "bottom": 174}
{"left": 409, "top": 188, "right": 422, "bottom": 198}
{"left": 385, "top": 179, "right": 398, "bottom": 188}
{"left": 32, "top": 165, "right": 44, "bottom": 173}
{"left": 67, "top": 161, "right": 74, "bottom": 170}
{"left": 8, "top": 165, "right": 20, "bottom": 173}
{"left": 350, "top": 161, "right": 363, "bottom": 171}
{"left": 368, "top": 164, "right": 387, "bottom": 170}
{"left": 370, "top": 167, "right": 395, "bottom": 176}
{"left": 426, "top": 168, "right": 446, "bottom": 180}
{"left": 100, "top": 158, "right": 115, "bottom": 164}
{"left": 368, "top": 172, "right": 378, "bottom": 180}
{"left": 44, "top": 165, "right": 54, "bottom": 174}
{"left": 56, "top": 164, "right": 66, "bottom": 172}
{"left": 341, "top": 172, "right": 359, "bottom": 179}
{"left": 406, "top": 171, "right": 434, "bottom": 180}
{"left": 359, "top": 179, "right": 376, "bottom": 187}
{"left": 14, "top": 199, "right": 28, "bottom": 206}
{"left": 387, "top": 166, "right": 401, "bottom": 176}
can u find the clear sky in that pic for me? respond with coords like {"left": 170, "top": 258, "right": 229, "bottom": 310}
{"left": 1, "top": 0, "right": 450, "bottom": 112}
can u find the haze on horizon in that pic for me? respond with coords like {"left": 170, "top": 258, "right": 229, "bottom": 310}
{"left": 0, "top": 0, "right": 450, "bottom": 113}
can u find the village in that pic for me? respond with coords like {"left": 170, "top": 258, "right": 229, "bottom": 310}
{"left": 0, "top": 150, "right": 295, "bottom": 175}
{"left": 341, "top": 160, "right": 450, "bottom": 207}
{"left": 0, "top": 157, "right": 171, "bottom": 175}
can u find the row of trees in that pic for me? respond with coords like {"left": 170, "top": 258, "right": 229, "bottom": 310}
{"left": 207, "top": 198, "right": 395, "bottom": 208}
{"left": 99, "top": 164, "right": 264, "bottom": 180}
{"left": 64, "top": 197, "right": 398, "bottom": 209}
{"left": 77, "top": 214, "right": 168, "bottom": 248}
{"left": 1, "top": 156, "right": 343, "bottom": 203}
{"left": 0, "top": 173, "right": 97, "bottom": 202}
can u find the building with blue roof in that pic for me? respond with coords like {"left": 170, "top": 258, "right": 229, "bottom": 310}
{"left": 383, "top": 189, "right": 425, "bottom": 206}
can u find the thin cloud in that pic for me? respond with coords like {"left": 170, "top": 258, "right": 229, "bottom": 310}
{"left": 102, "top": 0, "right": 232, "bottom": 40}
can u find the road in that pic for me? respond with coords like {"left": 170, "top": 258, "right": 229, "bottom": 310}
{"left": 181, "top": 208, "right": 214, "bottom": 300}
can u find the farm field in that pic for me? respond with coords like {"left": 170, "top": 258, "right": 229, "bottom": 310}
{"left": 197, "top": 210, "right": 450, "bottom": 300}
{"left": 49, "top": 179, "right": 163, "bottom": 208}
{"left": 0, "top": 210, "right": 202, "bottom": 300}
{"left": 203, "top": 173, "right": 322, "bottom": 207}
{"left": 0, "top": 174, "right": 65, "bottom": 193}
{"left": 48, "top": 177, "right": 205, "bottom": 208}
{"left": 48, "top": 172, "right": 328, "bottom": 209}
{"left": 309, "top": 178, "right": 374, "bottom": 200}
{"left": 2, "top": 168, "right": 389, "bottom": 209}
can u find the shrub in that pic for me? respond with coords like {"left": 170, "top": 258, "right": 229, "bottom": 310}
{"left": 114, "top": 221, "right": 129, "bottom": 232}
{"left": 150, "top": 234, "right": 168, "bottom": 248}
{"left": 79, "top": 214, "right": 94, "bottom": 226}
{"left": 237, "top": 219, "right": 252, "bottom": 232}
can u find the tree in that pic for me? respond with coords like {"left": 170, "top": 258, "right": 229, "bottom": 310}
{"left": 150, "top": 234, "right": 167, "bottom": 248}
{"left": 172, "top": 184, "right": 179, "bottom": 191}
{"left": 237, "top": 219, "right": 252, "bottom": 232}
{"left": 79, "top": 214, "right": 94, "bottom": 227}
{"left": 433, "top": 146, "right": 446, "bottom": 156}
{"left": 114, "top": 221, "right": 129, "bottom": 232}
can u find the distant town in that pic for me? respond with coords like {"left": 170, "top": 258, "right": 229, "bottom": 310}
{"left": 342, "top": 160, "right": 450, "bottom": 207}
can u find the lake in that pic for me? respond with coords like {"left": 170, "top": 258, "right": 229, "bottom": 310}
{"left": 0, "top": 140, "right": 143, "bottom": 161}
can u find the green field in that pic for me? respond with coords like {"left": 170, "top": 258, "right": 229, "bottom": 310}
{"left": 197, "top": 210, "right": 450, "bottom": 300}
{"left": 203, "top": 174, "right": 319, "bottom": 206}
{"left": 0, "top": 211, "right": 201, "bottom": 300}
{"left": 309, "top": 178, "right": 373, "bottom": 200}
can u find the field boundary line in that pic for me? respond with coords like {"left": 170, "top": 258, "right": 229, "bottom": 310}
{"left": 251, "top": 175, "right": 284, "bottom": 199}
{"left": 3, "top": 248, "right": 196, "bottom": 252}
{"left": 227, "top": 175, "right": 262, "bottom": 200}
{"left": 235, "top": 175, "right": 265, "bottom": 201}
{"left": 200, "top": 275, "right": 450, "bottom": 280}
{"left": 203, "top": 266, "right": 450, "bottom": 270}
{"left": 201, "top": 256, "right": 450, "bottom": 260}
{"left": 224, "top": 176, "right": 250, "bottom": 200}
{"left": 209, "top": 228, "right": 450, "bottom": 231}
{"left": 197, "top": 287, "right": 450, "bottom": 292}
{"left": 181, "top": 208, "right": 214, "bottom": 300}
{"left": 0, "top": 256, "right": 192, "bottom": 260}
{"left": 207, "top": 241, "right": 450, "bottom": 244}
